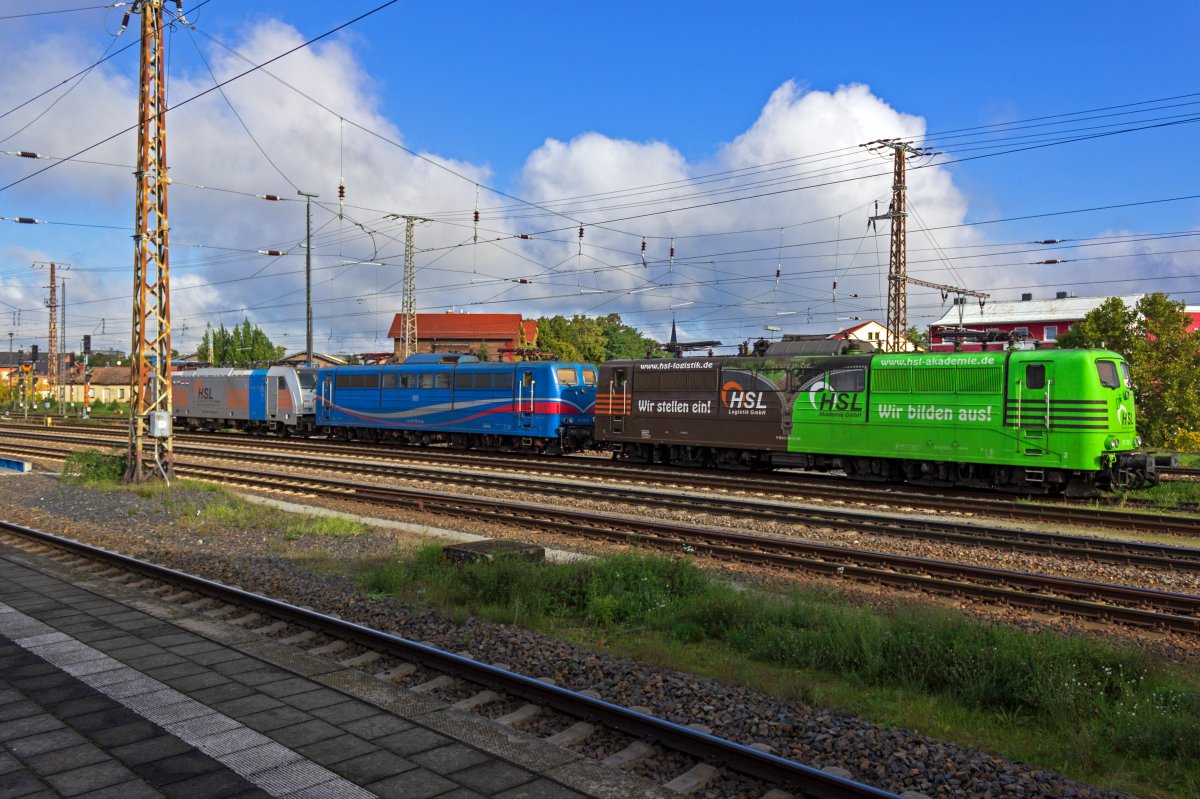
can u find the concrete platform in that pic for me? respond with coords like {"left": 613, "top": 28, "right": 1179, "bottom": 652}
{"left": 0, "top": 547, "right": 667, "bottom": 799}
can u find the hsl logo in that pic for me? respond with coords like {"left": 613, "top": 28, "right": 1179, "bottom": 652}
{"left": 194, "top": 380, "right": 214, "bottom": 402}
{"left": 721, "top": 380, "right": 766, "bottom": 410}
{"left": 809, "top": 379, "right": 861, "bottom": 412}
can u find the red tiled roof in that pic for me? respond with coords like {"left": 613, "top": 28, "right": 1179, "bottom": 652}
{"left": 387, "top": 313, "right": 528, "bottom": 341}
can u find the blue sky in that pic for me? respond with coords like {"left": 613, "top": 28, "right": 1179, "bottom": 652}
{"left": 1, "top": 0, "right": 1198, "bottom": 354}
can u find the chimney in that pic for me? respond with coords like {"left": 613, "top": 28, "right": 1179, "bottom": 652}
{"left": 1055, "top": 291, "right": 1068, "bottom": 300}
{"left": 1021, "top": 293, "right": 1033, "bottom": 301}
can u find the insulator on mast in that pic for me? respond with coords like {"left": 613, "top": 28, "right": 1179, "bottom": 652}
{"left": 641, "top": 237, "right": 647, "bottom": 268}
{"left": 473, "top": 185, "right": 480, "bottom": 244}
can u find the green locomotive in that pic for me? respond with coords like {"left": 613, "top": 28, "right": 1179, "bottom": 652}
{"left": 596, "top": 348, "right": 1158, "bottom": 495}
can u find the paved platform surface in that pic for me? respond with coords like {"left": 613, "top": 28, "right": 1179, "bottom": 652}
{"left": 0, "top": 549, "right": 660, "bottom": 799}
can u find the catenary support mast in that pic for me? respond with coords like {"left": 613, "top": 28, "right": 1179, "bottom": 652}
{"left": 866, "top": 140, "right": 936, "bottom": 352}
{"left": 125, "top": 0, "right": 180, "bottom": 482}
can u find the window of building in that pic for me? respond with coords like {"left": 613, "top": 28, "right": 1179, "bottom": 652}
{"left": 118, "top": 388, "right": 126, "bottom": 399}
{"left": 1014, "top": 326, "right": 1030, "bottom": 339}
{"left": 1043, "top": 325, "right": 1058, "bottom": 341}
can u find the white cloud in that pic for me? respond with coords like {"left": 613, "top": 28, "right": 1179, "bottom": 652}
{"left": 2, "top": 21, "right": 1190, "bottom": 357}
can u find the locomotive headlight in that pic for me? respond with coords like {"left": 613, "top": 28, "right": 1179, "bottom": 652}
{"left": 1106, "top": 437, "right": 1119, "bottom": 450}
{"left": 1135, "top": 436, "right": 1143, "bottom": 447}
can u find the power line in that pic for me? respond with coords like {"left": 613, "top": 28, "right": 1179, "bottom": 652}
{"left": 0, "top": 0, "right": 402, "bottom": 194}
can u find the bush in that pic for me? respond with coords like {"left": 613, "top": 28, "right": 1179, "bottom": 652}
{"left": 1168, "top": 429, "right": 1200, "bottom": 453}
{"left": 61, "top": 449, "right": 125, "bottom": 484}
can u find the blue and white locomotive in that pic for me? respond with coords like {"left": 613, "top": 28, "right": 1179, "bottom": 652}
{"left": 314, "top": 354, "right": 596, "bottom": 453}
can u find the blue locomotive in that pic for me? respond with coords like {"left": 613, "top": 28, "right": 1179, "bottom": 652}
{"left": 314, "top": 354, "right": 596, "bottom": 453}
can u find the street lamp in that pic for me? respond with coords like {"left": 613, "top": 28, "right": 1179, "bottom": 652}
{"left": 297, "top": 190, "right": 319, "bottom": 367}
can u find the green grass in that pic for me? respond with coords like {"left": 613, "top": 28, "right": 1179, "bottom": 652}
{"left": 61, "top": 449, "right": 126, "bottom": 484}
{"left": 358, "top": 546, "right": 1200, "bottom": 798}
{"left": 1177, "top": 452, "right": 1200, "bottom": 469}
{"left": 59, "top": 449, "right": 367, "bottom": 541}
{"left": 175, "top": 495, "right": 366, "bottom": 539}
{"left": 1127, "top": 479, "right": 1200, "bottom": 509}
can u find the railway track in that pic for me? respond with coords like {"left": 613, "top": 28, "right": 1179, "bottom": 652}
{"left": 7, "top": 434, "right": 1200, "bottom": 576}
{"left": 7, "top": 437, "right": 1199, "bottom": 636}
{"left": 0, "top": 518, "right": 901, "bottom": 799}
{"left": 2, "top": 425, "right": 1198, "bottom": 539}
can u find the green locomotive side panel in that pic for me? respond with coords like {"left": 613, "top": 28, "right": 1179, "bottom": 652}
{"left": 787, "top": 350, "right": 1138, "bottom": 471}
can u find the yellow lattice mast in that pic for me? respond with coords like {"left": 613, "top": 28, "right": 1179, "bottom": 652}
{"left": 125, "top": 0, "right": 180, "bottom": 482}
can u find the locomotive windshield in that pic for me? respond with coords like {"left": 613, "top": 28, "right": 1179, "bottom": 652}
{"left": 1096, "top": 360, "right": 1120, "bottom": 389}
{"left": 296, "top": 372, "right": 317, "bottom": 390}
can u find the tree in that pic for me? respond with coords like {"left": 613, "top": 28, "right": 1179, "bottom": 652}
{"left": 904, "top": 326, "right": 929, "bottom": 351}
{"left": 1055, "top": 293, "right": 1200, "bottom": 446}
{"left": 1055, "top": 297, "right": 1137, "bottom": 354}
{"left": 196, "top": 321, "right": 280, "bottom": 367}
{"left": 536, "top": 314, "right": 662, "bottom": 362}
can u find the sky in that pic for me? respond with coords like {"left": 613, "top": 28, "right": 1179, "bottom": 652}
{"left": 1, "top": 0, "right": 1198, "bottom": 357}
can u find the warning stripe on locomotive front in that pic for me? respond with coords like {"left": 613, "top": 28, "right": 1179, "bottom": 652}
{"left": 1002, "top": 398, "right": 1111, "bottom": 429}
{"left": 595, "top": 393, "right": 631, "bottom": 415}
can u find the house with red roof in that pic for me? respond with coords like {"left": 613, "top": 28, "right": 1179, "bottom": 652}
{"left": 386, "top": 312, "right": 538, "bottom": 361}
{"left": 929, "top": 292, "right": 1199, "bottom": 351}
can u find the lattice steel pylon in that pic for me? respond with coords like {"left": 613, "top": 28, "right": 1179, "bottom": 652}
{"left": 41, "top": 263, "right": 58, "bottom": 396}
{"left": 866, "top": 139, "right": 935, "bottom": 352}
{"left": 399, "top": 216, "right": 418, "bottom": 359}
{"left": 125, "top": 0, "right": 177, "bottom": 482}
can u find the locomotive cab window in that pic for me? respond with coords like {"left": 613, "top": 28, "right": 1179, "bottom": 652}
{"left": 419, "top": 373, "right": 434, "bottom": 389}
{"left": 436, "top": 374, "right": 451, "bottom": 389}
{"left": 1025, "top": 364, "right": 1046, "bottom": 390}
{"left": 556, "top": 367, "right": 579, "bottom": 386}
{"left": 582, "top": 368, "right": 597, "bottom": 386}
{"left": 1096, "top": 360, "right": 1120, "bottom": 389}
{"left": 382, "top": 373, "right": 398, "bottom": 389}
{"left": 612, "top": 368, "right": 626, "bottom": 388}
{"left": 828, "top": 369, "right": 865, "bottom": 392}
{"left": 1119, "top": 361, "right": 1132, "bottom": 387}
{"left": 400, "top": 374, "right": 416, "bottom": 389}
{"left": 522, "top": 372, "right": 534, "bottom": 387}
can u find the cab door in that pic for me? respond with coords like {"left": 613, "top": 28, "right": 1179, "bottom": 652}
{"left": 266, "top": 374, "right": 279, "bottom": 419}
{"left": 318, "top": 373, "right": 335, "bottom": 422}
{"left": 517, "top": 368, "right": 535, "bottom": 430}
{"left": 1014, "top": 360, "right": 1053, "bottom": 456}
{"left": 609, "top": 367, "right": 627, "bottom": 435}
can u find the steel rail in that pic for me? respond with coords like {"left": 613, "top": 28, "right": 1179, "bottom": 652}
{"left": 3, "top": 426, "right": 1197, "bottom": 537}
{"left": 0, "top": 519, "right": 900, "bottom": 799}
{"left": 8, "top": 436, "right": 1200, "bottom": 574}
{"left": 157, "top": 462, "right": 1200, "bottom": 634}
